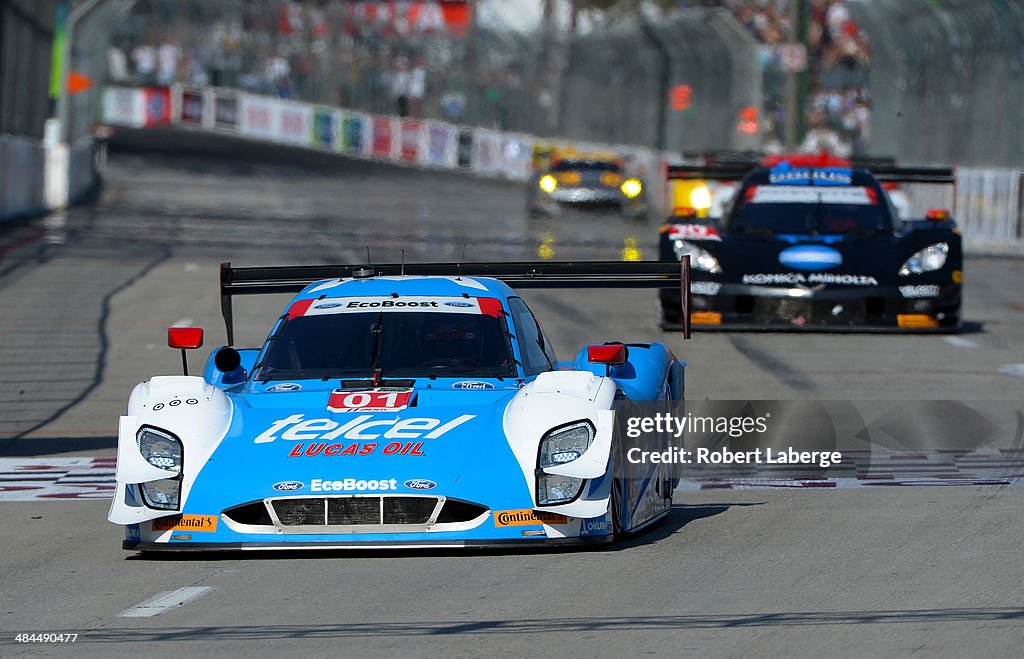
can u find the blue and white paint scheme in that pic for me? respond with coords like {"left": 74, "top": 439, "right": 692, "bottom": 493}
{"left": 109, "top": 273, "right": 685, "bottom": 551}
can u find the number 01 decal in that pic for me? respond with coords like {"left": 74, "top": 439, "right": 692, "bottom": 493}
{"left": 327, "top": 388, "right": 415, "bottom": 413}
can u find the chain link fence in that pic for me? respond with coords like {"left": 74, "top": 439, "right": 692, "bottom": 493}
{"left": 109, "top": 2, "right": 761, "bottom": 151}
{"left": 0, "top": 0, "right": 58, "bottom": 140}
{"left": 1, "top": 0, "right": 57, "bottom": 219}
{"left": 64, "top": 0, "right": 136, "bottom": 145}
{"left": 850, "top": 0, "right": 1024, "bottom": 167}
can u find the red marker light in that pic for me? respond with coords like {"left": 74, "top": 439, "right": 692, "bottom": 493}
{"left": 588, "top": 343, "right": 628, "bottom": 366}
{"left": 926, "top": 209, "right": 950, "bottom": 221}
{"left": 167, "top": 327, "right": 204, "bottom": 350}
{"left": 168, "top": 327, "right": 204, "bottom": 376}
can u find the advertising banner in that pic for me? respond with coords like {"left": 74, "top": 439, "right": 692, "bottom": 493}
{"left": 142, "top": 88, "right": 172, "bottom": 127}
{"left": 101, "top": 87, "right": 145, "bottom": 127}
{"left": 456, "top": 130, "right": 473, "bottom": 168}
{"left": 312, "top": 107, "right": 339, "bottom": 151}
{"left": 341, "top": 113, "right": 367, "bottom": 155}
{"left": 180, "top": 89, "right": 204, "bottom": 125}
{"left": 500, "top": 134, "right": 534, "bottom": 181}
{"left": 400, "top": 119, "right": 422, "bottom": 162}
{"left": 471, "top": 128, "right": 502, "bottom": 175}
{"left": 276, "top": 102, "right": 312, "bottom": 146}
{"left": 214, "top": 93, "right": 238, "bottom": 131}
{"left": 425, "top": 123, "right": 457, "bottom": 168}
{"left": 239, "top": 95, "right": 275, "bottom": 140}
{"left": 371, "top": 117, "right": 395, "bottom": 158}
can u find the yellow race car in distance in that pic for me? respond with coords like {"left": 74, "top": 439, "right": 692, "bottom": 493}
{"left": 528, "top": 151, "right": 648, "bottom": 220}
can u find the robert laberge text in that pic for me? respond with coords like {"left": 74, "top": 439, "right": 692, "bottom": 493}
{"left": 628, "top": 446, "right": 842, "bottom": 468}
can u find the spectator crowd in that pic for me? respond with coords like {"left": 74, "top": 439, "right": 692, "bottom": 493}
{"left": 109, "top": 0, "right": 872, "bottom": 154}
{"left": 720, "top": 0, "right": 872, "bottom": 155}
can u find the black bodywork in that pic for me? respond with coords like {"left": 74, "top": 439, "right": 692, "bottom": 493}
{"left": 657, "top": 165, "right": 962, "bottom": 332}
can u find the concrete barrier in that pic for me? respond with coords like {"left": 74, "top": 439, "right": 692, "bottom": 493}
{"left": 0, "top": 136, "right": 47, "bottom": 220}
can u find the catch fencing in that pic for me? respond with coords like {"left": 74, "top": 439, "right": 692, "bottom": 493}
{"left": 0, "top": 0, "right": 56, "bottom": 140}
{"left": 560, "top": 8, "right": 762, "bottom": 153}
{"left": 849, "top": 0, "right": 1024, "bottom": 168}
{"left": 109, "top": 2, "right": 761, "bottom": 153}
{"left": 0, "top": 0, "right": 56, "bottom": 219}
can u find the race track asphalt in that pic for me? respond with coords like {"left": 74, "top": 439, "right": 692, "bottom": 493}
{"left": 1, "top": 129, "right": 1022, "bottom": 658}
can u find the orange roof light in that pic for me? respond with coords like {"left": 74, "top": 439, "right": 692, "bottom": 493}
{"left": 926, "top": 209, "right": 950, "bottom": 221}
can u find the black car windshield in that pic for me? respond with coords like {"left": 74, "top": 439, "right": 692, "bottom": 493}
{"left": 552, "top": 159, "right": 621, "bottom": 173}
{"left": 730, "top": 184, "right": 891, "bottom": 235}
{"left": 255, "top": 311, "right": 517, "bottom": 380}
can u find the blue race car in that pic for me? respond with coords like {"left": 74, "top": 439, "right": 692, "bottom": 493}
{"left": 108, "top": 261, "right": 691, "bottom": 551}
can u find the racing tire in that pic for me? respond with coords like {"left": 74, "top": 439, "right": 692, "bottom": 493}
{"left": 611, "top": 476, "right": 626, "bottom": 539}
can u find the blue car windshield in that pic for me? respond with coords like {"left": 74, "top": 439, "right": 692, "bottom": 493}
{"left": 255, "top": 311, "right": 517, "bottom": 381}
{"left": 730, "top": 184, "right": 892, "bottom": 235}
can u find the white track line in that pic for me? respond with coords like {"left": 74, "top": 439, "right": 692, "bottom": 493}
{"left": 944, "top": 336, "right": 978, "bottom": 348}
{"left": 171, "top": 317, "right": 194, "bottom": 328}
{"left": 998, "top": 364, "right": 1024, "bottom": 378}
{"left": 119, "top": 587, "right": 214, "bottom": 618}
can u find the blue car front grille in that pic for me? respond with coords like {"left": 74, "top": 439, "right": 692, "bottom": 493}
{"left": 221, "top": 496, "right": 489, "bottom": 533}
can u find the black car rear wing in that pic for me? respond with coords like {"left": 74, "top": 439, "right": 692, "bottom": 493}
{"left": 668, "top": 161, "right": 955, "bottom": 184}
{"left": 220, "top": 259, "right": 693, "bottom": 345}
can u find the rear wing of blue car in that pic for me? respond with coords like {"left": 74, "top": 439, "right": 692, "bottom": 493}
{"left": 219, "top": 259, "right": 693, "bottom": 345}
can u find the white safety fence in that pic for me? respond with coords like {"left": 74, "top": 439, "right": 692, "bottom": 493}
{"left": 99, "top": 84, "right": 1024, "bottom": 256}
{"left": 904, "top": 170, "right": 1024, "bottom": 254}
{"left": 955, "top": 169, "right": 1024, "bottom": 254}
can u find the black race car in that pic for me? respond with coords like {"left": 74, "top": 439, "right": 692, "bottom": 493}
{"left": 658, "top": 157, "right": 962, "bottom": 332}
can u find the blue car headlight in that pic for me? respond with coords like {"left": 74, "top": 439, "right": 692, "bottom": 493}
{"left": 537, "top": 473, "right": 586, "bottom": 506}
{"left": 136, "top": 426, "right": 183, "bottom": 473}
{"left": 536, "top": 421, "right": 594, "bottom": 505}
{"left": 140, "top": 478, "right": 182, "bottom": 510}
{"left": 900, "top": 243, "right": 948, "bottom": 276}
{"left": 539, "top": 421, "right": 594, "bottom": 468}
{"left": 136, "top": 426, "right": 183, "bottom": 510}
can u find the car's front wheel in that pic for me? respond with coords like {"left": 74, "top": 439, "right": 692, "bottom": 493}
{"left": 611, "top": 475, "right": 626, "bottom": 539}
